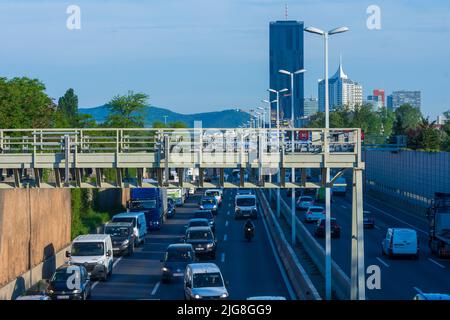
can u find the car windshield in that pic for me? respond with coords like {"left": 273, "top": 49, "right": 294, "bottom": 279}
{"left": 193, "top": 272, "right": 224, "bottom": 288}
{"left": 187, "top": 230, "right": 213, "bottom": 240}
{"left": 112, "top": 217, "right": 136, "bottom": 227}
{"left": 236, "top": 198, "right": 256, "bottom": 206}
{"left": 300, "top": 197, "right": 313, "bottom": 202}
{"left": 165, "top": 250, "right": 192, "bottom": 262}
{"left": 130, "top": 200, "right": 156, "bottom": 210}
{"left": 195, "top": 212, "right": 213, "bottom": 220}
{"left": 189, "top": 221, "right": 209, "bottom": 227}
{"left": 71, "top": 242, "right": 104, "bottom": 256}
{"left": 310, "top": 208, "right": 324, "bottom": 213}
{"left": 206, "top": 191, "right": 220, "bottom": 197}
{"left": 202, "top": 199, "right": 216, "bottom": 205}
{"left": 51, "top": 269, "right": 75, "bottom": 283}
{"left": 105, "top": 226, "right": 130, "bottom": 237}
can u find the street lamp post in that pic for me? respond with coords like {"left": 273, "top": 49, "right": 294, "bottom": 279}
{"left": 304, "top": 25, "right": 354, "bottom": 301}
{"left": 279, "top": 68, "right": 306, "bottom": 246}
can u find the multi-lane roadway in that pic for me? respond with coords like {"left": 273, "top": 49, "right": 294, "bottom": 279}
{"left": 91, "top": 189, "right": 294, "bottom": 300}
{"left": 278, "top": 189, "right": 450, "bottom": 299}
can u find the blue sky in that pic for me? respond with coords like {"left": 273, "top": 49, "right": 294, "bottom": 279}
{"left": 0, "top": 0, "right": 449, "bottom": 119}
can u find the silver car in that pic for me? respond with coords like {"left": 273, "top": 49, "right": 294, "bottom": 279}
{"left": 184, "top": 263, "right": 228, "bottom": 300}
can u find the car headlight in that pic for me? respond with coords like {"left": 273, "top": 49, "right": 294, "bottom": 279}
{"left": 48, "top": 290, "right": 54, "bottom": 294}
{"left": 194, "top": 294, "right": 202, "bottom": 299}
{"left": 213, "top": 205, "right": 217, "bottom": 209}
{"left": 122, "top": 239, "right": 129, "bottom": 246}
{"left": 72, "top": 289, "right": 81, "bottom": 294}
{"left": 200, "top": 206, "right": 204, "bottom": 209}
{"left": 235, "top": 207, "right": 241, "bottom": 212}
{"left": 221, "top": 293, "right": 228, "bottom": 298}
{"left": 207, "top": 243, "right": 214, "bottom": 248}
{"left": 162, "top": 267, "right": 169, "bottom": 272}
{"left": 96, "top": 259, "right": 105, "bottom": 265}
{"left": 209, "top": 221, "right": 214, "bottom": 225}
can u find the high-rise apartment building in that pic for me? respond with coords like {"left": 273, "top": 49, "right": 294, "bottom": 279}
{"left": 387, "top": 91, "right": 421, "bottom": 110}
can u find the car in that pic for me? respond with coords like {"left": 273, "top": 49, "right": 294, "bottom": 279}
{"left": 66, "top": 234, "right": 114, "bottom": 281}
{"left": 314, "top": 218, "right": 341, "bottom": 238}
{"left": 303, "top": 206, "right": 326, "bottom": 222}
{"left": 296, "top": 196, "right": 315, "bottom": 211}
{"left": 47, "top": 264, "right": 91, "bottom": 300}
{"left": 111, "top": 212, "right": 147, "bottom": 246}
{"left": 161, "top": 244, "right": 196, "bottom": 283}
{"left": 199, "top": 196, "right": 219, "bottom": 215}
{"left": 234, "top": 194, "right": 257, "bottom": 219}
{"left": 104, "top": 222, "right": 135, "bottom": 256}
{"left": 204, "top": 189, "right": 223, "bottom": 206}
{"left": 185, "top": 218, "right": 212, "bottom": 231}
{"left": 381, "top": 228, "right": 419, "bottom": 259}
{"left": 194, "top": 210, "right": 216, "bottom": 232}
{"left": 363, "top": 210, "right": 375, "bottom": 229}
{"left": 183, "top": 263, "right": 228, "bottom": 300}
{"left": 183, "top": 226, "right": 217, "bottom": 259}
{"left": 413, "top": 293, "right": 450, "bottom": 300}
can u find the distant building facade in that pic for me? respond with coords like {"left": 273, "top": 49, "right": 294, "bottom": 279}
{"left": 437, "top": 115, "right": 448, "bottom": 126}
{"left": 387, "top": 91, "right": 421, "bottom": 110}
{"left": 366, "top": 94, "right": 383, "bottom": 112}
{"left": 269, "top": 20, "right": 304, "bottom": 125}
{"left": 318, "top": 57, "right": 363, "bottom": 111}
{"left": 303, "top": 97, "right": 318, "bottom": 117}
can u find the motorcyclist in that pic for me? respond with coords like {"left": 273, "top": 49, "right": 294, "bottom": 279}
{"left": 244, "top": 219, "right": 255, "bottom": 239}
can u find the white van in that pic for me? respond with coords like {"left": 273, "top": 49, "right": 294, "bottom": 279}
{"left": 381, "top": 228, "right": 419, "bottom": 259}
{"left": 112, "top": 212, "right": 147, "bottom": 246}
{"left": 66, "top": 234, "right": 114, "bottom": 281}
{"left": 234, "top": 194, "right": 257, "bottom": 219}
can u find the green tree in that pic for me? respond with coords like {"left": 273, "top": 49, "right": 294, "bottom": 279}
{"left": 152, "top": 120, "right": 188, "bottom": 128}
{"left": 105, "top": 91, "right": 149, "bottom": 128}
{"left": 393, "top": 104, "right": 422, "bottom": 135}
{"left": 379, "top": 107, "right": 395, "bottom": 137}
{"left": 57, "top": 88, "right": 79, "bottom": 127}
{"left": 408, "top": 118, "right": 442, "bottom": 151}
{"left": 0, "top": 77, "right": 55, "bottom": 128}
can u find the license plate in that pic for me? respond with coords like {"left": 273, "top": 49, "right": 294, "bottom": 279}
{"left": 57, "top": 295, "right": 69, "bottom": 300}
{"left": 196, "top": 247, "right": 204, "bottom": 251}
{"left": 173, "top": 273, "right": 183, "bottom": 277}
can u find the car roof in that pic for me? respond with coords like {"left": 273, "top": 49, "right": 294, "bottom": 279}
{"left": 300, "top": 196, "right": 313, "bottom": 199}
{"left": 186, "top": 226, "right": 212, "bottom": 232}
{"left": 205, "top": 189, "right": 221, "bottom": 192}
{"left": 105, "top": 222, "right": 133, "bottom": 227}
{"left": 391, "top": 228, "right": 416, "bottom": 233}
{"left": 188, "top": 218, "right": 209, "bottom": 223}
{"left": 415, "top": 293, "right": 450, "bottom": 300}
{"left": 308, "top": 206, "right": 324, "bottom": 210}
{"left": 113, "top": 212, "right": 144, "bottom": 218}
{"left": 188, "top": 263, "right": 221, "bottom": 274}
{"left": 73, "top": 234, "right": 111, "bottom": 242}
{"left": 56, "top": 263, "right": 83, "bottom": 271}
{"left": 167, "top": 243, "right": 193, "bottom": 250}
{"left": 235, "top": 194, "right": 256, "bottom": 199}
{"left": 246, "top": 296, "right": 287, "bottom": 300}
{"left": 201, "top": 196, "right": 216, "bottom": 200}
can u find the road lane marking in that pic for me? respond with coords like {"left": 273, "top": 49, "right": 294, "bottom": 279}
{"left": 340, "top": 205, "right": 347, "bottom": 209}
{"left": 376, "top": 257, "right": 390, "bottom": 268}
{"left": 413, "top": 287, "right": 423, "bottom": 294}
{"left": 364, "top": 202, "right": 427, "bottom": 235}
{"left": 227, "top": 211, "right": 230, "bottom": 216}
{"left": 428, "top": 258, "right": 445, "bottom": 269}
{"left": 151, "top": 281, "right": 161, "bottom": 296}
{"left": 225, "top": 220, "right": 229, "bottom": 227}
{"left": 223, "top": 234, "right": 228, "bottom": 241}
{"left": 374, "top": 225, "right": 381, "bottom": 230}
{"left": 91, "top": 281, "right": 99, "bottom": 290}
{"left": 221, "top": 253, "right": 225, "bottom": 263}
{"left": 259, "top": 197, "right": 296, "bottom": 300}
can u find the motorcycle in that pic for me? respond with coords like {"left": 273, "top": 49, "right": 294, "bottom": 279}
{"left": 244, "top": 226, "right": 254, "bottom": 242}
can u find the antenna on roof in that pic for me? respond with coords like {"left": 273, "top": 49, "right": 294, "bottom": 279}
{"left": 285, "top": 3, "right": 288, "bottom": 20}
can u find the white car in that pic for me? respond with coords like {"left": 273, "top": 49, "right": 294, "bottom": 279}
{"left": 303, "top": 206, "right": 326, "bottom": 222}
{"left": 205, "top": 189, "right": 223, "bottom": 206}
{"left": 414, "top": 293, "right": 450, "bottom": 300}
{"left": 381, "top": 228, "right": 419, "bottom": 259}
{"left": 184, "top": 263, "right": 229, "bottom": 300}
{"left": 296, "top": 196, "right": 314, "bottom": 211}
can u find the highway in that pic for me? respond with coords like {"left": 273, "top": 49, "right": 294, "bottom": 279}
{"left": 278, "top": 188, "right": 450, "bottom": 299}
{"left": 91, "top": 189, "right": 294, "bottom": 300}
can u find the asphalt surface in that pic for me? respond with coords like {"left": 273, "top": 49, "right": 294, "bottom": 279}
{"left": 279, "top": 189, "right": 450, "bottom": 299}
{"left": 91, "top": 189, "right": 293, "bottom": 300}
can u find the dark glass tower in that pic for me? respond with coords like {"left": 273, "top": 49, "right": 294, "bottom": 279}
{"left": 269, "top": 20, "right": 304, "bottom": 125}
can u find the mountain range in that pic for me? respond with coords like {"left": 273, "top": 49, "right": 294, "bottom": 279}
{"left": 79, "top": 105, "right": 251, "bottom": 128}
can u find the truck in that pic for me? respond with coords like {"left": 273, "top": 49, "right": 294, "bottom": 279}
{"left": 427, "top": 192, "right": 450, "bottom": 258}
{"left": 127, "top": 187, "right": 167, "bottom": 231}
{"left": 167, "top": 188, "right": 187, "bottom": 207}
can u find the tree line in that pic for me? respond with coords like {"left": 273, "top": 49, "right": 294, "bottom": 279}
{"left": 307, "top": 104, "right": 450, "bottom": 152}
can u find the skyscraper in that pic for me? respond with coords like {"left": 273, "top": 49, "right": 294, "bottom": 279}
{"left": 303, "top": 97, "right": 318, "bottom": 117}
{"left": 269, "top": 20, "right": 304, "bottom": 125}
{"left": 387, "top": 91, "right": 421, "bottom": 110}
{"left": 318, "top": 57, "right": 363, "bottom": 111}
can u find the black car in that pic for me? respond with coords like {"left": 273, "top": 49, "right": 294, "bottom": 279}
{"left": 194, "top": 210, "right": 216, "bottom": 232}
{"left": 47, "top": 264, "right": 91, "bottom": 300}
{"left": 104, "top": 222, "right": 135, "bottom": 256}
{"left": 184, "top": 226, "right": 217, "bottom": 259}
{"left": 314, "top": 218, "right": 341, "bottom": 238}
{"left": 161, "top": 244, "right": 196, "bottom": 283}
{"left": 363, "top": 211, "right": 375, "bottom": 229}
